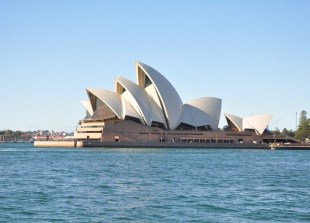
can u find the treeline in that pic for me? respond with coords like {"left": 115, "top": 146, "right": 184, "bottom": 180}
{"left": 0, "top": 130, "right": 33, "bottom": 142}
{"left": 0, "top": 130, "right": 25, "bottom": 137}
{"left": 272, "top": 128, "right": 295, "bottom": 138}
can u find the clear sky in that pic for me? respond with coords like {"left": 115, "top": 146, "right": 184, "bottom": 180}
{"left": 0, "top": 0, "right": 309, "bottom": 132}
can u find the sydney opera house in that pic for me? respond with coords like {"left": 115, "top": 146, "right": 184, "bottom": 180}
{"left": 73, "top": 62, "right": 296, "bottom": 147}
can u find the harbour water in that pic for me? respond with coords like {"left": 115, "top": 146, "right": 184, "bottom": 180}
{"left": 0, "top": 143, "right": 309, "bottom": 222}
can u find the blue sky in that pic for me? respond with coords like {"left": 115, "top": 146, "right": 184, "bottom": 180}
{"left": 0, "top": 0, "right": 309, "bottom": 132}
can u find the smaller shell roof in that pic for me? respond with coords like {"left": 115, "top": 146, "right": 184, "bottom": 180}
{"left": 224, "top": 113, "right": 243, "bottom": 132}
{"left": 180, "top": 97, "right": 222, "bottom": 130}
{"left": 115, "top": 76, "right": 166, "bottom": 126}
{"left": 225, "top": 113, "right": 272, "bottom": 135}
{"left": 86, "top": 88, "right": 123, "bottom": 119}
{"left": 80, "top": 100, "right": 94, "bottom": 116}
{"left": 181, "top": 104, "right": 208, "bottom": 127}
{"left": 187, "top": 97, "right": 222, "bottom": 130}
{"left": 244, "top": 114, "right": 273, "bottom": 135}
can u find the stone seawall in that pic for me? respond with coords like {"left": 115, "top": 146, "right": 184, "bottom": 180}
{"left": 83, "top": 141, "right": 270, "bottom": 149}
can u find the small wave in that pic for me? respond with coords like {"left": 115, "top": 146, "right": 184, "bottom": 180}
{"left": 0, "top": 149, "right": 40, "bottom": 152}
{"left": 196, "top": 203, "right": 235, "bottom": 213}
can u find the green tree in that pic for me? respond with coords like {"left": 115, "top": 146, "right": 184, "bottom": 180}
{"left": 4, "top": 130, "right": 13, "bottom": 136}
{"left": 281, "top": 128, "right": 295, "bottom": 137}
{"left": 14, "top": 131, "right": 23, "bottom": 136}
{"left": 272, "top": 127, "right": 281, "bottom": 136}
{"left": 295, "top": 110, "right": 310, "bottom": 141}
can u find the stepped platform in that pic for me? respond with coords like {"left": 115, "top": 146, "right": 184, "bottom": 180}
{"left": 34, "top": 141, "right": 83, "bottom": 148}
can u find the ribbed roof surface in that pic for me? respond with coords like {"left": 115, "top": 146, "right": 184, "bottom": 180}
{"left": 80, "top": 61, "right": 223, "bottom": 130}
{"left": 136, "top": 62, "right": 183, "bottom": 129}
{"left": 87, "top": 88, "right": 123, "bottom": 119}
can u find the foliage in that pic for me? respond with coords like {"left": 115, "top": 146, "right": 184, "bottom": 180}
{"left": 281, "top": 128, "right": 295, "bottom": 137}
{"left": 295, "top": 110, "right": 310, "bottom": 141}
{"left": 272, "top": 128, "right": 296, "bottom": 138}
{"left": 0, "top": 130, "right": 23, "bottom": 137}
{"left": 272, "top": 128, "right": 281, "bottom": 136}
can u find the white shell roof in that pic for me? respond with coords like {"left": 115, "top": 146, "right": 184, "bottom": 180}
{"left": 181, "top": 104, "right": 208, "bottom": 126}
{"left": 86, "top": 88, "right": 123, "bottom": 119}
{"left": 80, "top": 100, "right": 94, "bottom": 116}
{"left": 120, "top": 96, "right": 141, "bottom": 120}
{"left": 186, "top": 97, "right": 222, "bottom": 130}
{"left": 181, "top": 97, "right": 222, "bottom": 130}
{"left": 136, "top": 61, "right": 183, "bottom": 129}
{"left": 225, "top": 113, "right": 272, "bottom": 135}
{"left": 244, "top": 114, "right": 273, "bottom": 135}
{"left": 115, "top": 76, "right": 166, "bottom": 126}
{"left": 224, "top": 113, "right": 243, "bottom": 132}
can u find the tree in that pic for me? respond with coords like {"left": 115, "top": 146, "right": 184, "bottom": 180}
{"left": 295, "top": 110, "right": 310, "bottom": 141}
{"left": 281, "top": 128, "right": 295, "bottom": 137}
{"left": 299, "top": 110, "right": 307, "bottom": 126}
{"left": 272, "top": 127, "right": 281, "bottom": 136}
{"left": 4, "top": 130, "right": 13, "bottom": 136}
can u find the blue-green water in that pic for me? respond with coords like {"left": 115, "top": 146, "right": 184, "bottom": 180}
{"left": 0, "top": 143, "right": 310, "bottom": 222}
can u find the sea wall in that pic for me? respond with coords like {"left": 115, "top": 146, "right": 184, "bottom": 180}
{"left": 83, "top": 141, "right": 270, "bottom": 149}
